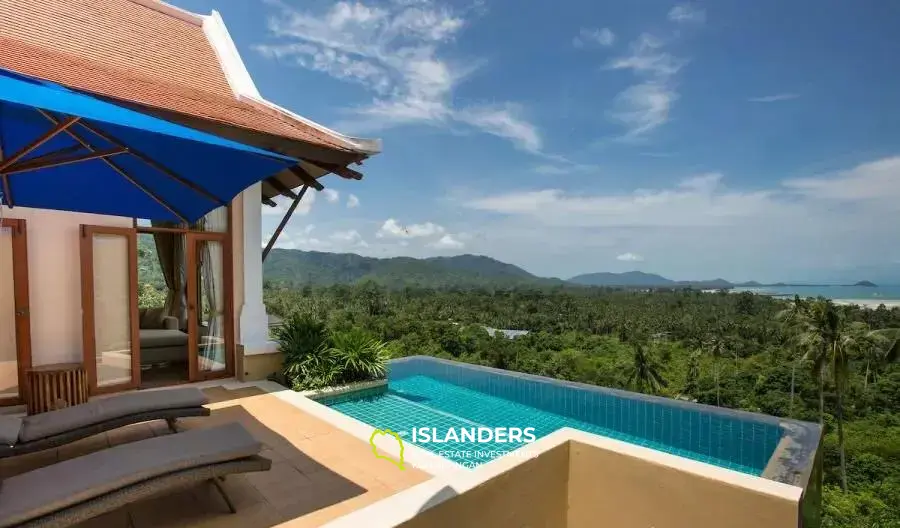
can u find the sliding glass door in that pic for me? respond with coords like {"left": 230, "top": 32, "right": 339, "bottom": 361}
{"left": 80, "top": 225, "right": 140, "bottom": 392}
{"left": 186, "top": 232, "right": 233, "bottom": 381}
{"left": 0, "top": 218, "right": 31, "bottom": 405}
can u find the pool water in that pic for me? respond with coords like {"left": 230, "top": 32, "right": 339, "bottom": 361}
{"left": 321, "top": 373, "right": 776, "bottom": 475}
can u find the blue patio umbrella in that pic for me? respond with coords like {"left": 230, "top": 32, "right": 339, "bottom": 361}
{"left": 0, "top": 67, "right": 298, "bottom": 223}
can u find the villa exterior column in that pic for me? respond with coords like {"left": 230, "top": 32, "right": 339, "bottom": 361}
{"left": 239, "top": 182, "right": 277, "bottom": 355}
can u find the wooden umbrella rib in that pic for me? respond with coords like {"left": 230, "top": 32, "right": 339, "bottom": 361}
{"left": 73, "top": 121, "right": 227, "bottom": 207}
{"left": 4, "top": 148, "right": 128, "bottom": 175}
{"left": 262, "top": 185, "right": 309, "bottom": 262}
{"left": 36, "top": 110, "right": 189, "bottom": 224}
{"left": 8, "top": 144, "right": 85, "bottom": 167}
{"left": 0, "top": 116, "right": 79, "bottom": 172}
{"left": 0, "top": 134, "right": 9, "bottom": 208}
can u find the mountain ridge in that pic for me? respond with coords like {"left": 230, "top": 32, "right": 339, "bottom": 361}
{"left": 262, "top": 249, "right": 738, "bottom": 289}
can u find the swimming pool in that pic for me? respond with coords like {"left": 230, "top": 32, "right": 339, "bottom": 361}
{"left": 318, "top": 356, "right": 786, "bottom": 475}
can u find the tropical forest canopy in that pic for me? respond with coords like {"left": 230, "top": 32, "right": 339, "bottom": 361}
{"left": 264, "top": 281, "right": 900, "bottom": 528}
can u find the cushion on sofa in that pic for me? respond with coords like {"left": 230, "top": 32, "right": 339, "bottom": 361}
{"left": 139, "top": 307, "right": 167, "bottom": 329}
{"left": 0, "top": 415, "right": 22, "bottom": 446}
{"left": 138, "top": 329, "right": 188, "bottom": 348}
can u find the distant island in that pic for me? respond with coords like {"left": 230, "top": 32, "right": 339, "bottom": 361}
{"left": 854, "top": 280, "right": 878, "bottom": 287}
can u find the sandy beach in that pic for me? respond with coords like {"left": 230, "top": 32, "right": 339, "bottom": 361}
{"left": 833, "top": 299, "right": 900, "bottom": 308}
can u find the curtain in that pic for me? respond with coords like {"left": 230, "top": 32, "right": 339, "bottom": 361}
{"left": 149, "top": 222, "right": 185, "bottom": 328}
{"left": 197, "top": 207, "right": 227, "bottom": 371}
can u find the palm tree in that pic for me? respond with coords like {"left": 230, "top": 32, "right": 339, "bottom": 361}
{"left": 861, "top": 327, "right": 900, "bottom": 389}
{"left": 776, "top": 295, "right": 808, "bottom": 417}
{"left": 626, "top": 343, "right": 667, "bottom": 394}
{"left": 704, "top": 333, "right": 730, "bottom": 406}
{"left": 683, "top": 350, "right": 701, "bottom": 399}
{"left": 794, "top": 299, "right": 853, "bottom": 491}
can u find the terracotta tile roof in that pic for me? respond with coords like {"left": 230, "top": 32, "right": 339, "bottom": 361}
{"left": 0, "top": 0, "right": 360, "bottom": 154}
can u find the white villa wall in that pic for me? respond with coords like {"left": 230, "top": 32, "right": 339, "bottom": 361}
{"left": 0, "top": 206, "right": 131, "bottom": 367}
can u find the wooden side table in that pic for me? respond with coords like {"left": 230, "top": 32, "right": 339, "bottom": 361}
{"left": 25, "top": 363, "right": 89, "bottom": 415}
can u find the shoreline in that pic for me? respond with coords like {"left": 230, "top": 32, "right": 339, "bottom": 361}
{"left": 832, "top": 299, "right": 900, "bottom": 308}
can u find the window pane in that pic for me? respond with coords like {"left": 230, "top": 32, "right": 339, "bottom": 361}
{"left": 92, "top": 233, "right": 133, "bottom": 387}
{"left": 0, "top": 226, "right": 18, "bottom": 398}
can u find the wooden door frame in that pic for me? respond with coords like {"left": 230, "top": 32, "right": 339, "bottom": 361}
{"left": 185, "top": 231, "right": 234, "bottom": 382}
{"left": 0, "top": 218, "right": 32, "bottom": 406}
{"left": 80, "top": 225, "right": 140, "bottom": 394}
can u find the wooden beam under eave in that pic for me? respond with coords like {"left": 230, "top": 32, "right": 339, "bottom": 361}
{"left": 288, "top": 165, "right": 325, "bottom": 191}
{"left": 263, "top": 198, "right": 278, "bottom": 207}
{"left": 265, "top": 177, "right": 299, "bottom": 200}
{"left": 306, "top": 161, "right": 363, "bottom": 181}
{"left": 263, "top": 185, "right": 309, "bottom": 262}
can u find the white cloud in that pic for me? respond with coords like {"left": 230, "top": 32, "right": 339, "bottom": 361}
{"left": 748, "top": 93, "right": 800, "bottom": 103}
{"left": 376, "top": 218, "right": 445, "bottom": 238}
{"left": 668, "top": 4, "right": 706, "bottom": 24}
{"left": 266, "top": 223, "right": 327, "bottom": 250}
{"left": 617, "top": 252, "right": 644, "bottom": 262}
{"left": 456, "top": 155, "right": 900, "bottom": 281}
{"left": 455, "top": 104, "right": 541, "bottom": 152}
{"left": 429, "top": 234, "right": 465, "bottom": 250}
{"left": 261, "top": 191, "right": 316, "bottom": 216}
{"left": 573, "top": 27, "right": 615, "bottom": 48}
{"left": 782, "top": 156, "right": 900, "bottom": 202}
{"left": 347, "top": 193, "right": 360, "bottom": 208}
{"left": 610, "top": 83, "right": 678, "bottom": 139}
{"left": 464, "top": 173, "right": 778, "bottom": 228}
{"left": 606, "top": 33, "right": 689, "bottom": 139}
{"left": 331, "top": 229, "right": 369, "bottom": 247}
{"left": 533, "top": 162, "right": 601, "bottom": 176}
{"left": 268, "top": 224, "right": 372, "bottom": 251}
{"left": 256, "top": 0, "right": 542, "bottom": 153}
{"left": 322, "top": 188, "right": 340, "bottom": 203}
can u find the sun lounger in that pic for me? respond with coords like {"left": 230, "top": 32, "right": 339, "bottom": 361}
{"left": 0, "top": 422, "right": 271, "bottom": 527}
{"left": 0, "top": 387, "right": 210, "bottom": 458}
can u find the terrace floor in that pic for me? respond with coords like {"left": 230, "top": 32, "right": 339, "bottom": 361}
{"left": 0, "top": 386, "right": 432, "bottom": 527}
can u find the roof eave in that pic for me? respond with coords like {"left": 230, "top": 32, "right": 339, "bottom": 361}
{"left": 200, "top": 9, "right": 382, "bottom": 157}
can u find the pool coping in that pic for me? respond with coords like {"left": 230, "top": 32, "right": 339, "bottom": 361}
{"left": 388, "top": 356, "right": 821, "bottom": 487}
{"left": 321, "top": 426, "right": 804, "bottom": 528}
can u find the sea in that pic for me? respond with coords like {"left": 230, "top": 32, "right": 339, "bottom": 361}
{"left": 732, "top": 285, "right": 900, "bottom": 302}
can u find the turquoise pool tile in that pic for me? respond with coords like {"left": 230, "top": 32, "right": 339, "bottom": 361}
{"left": 344, "top": 361, "right": 780, "bottom": 475}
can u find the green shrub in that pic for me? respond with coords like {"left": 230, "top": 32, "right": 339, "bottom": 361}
{"left": 274, "top": 313, "right": 388, "bottom": 391}
{"left": 327, "top": 328, "right": 389, "bottom": 381}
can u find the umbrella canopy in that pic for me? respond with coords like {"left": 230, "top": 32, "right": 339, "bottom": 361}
{"left": 0, "top": 67, "right": 297, "bottom": 223}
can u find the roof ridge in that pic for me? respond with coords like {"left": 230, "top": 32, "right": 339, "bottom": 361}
{"left": 123, "top": 0, "right": 204, "bottom": 26}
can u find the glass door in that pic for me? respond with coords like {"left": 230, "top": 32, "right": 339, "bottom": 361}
{"left": 80, "top": 225, "right": 140, "bottom": 393}
{"left": 0, "top": 218, "right": 31, "bottom": 405}
{"left": 186, "top": 232, "right": 232, "bottom": 381}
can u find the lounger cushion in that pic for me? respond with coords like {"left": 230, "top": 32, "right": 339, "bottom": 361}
{"left": 0, "top": 422, "right": 261, "bottom": 526}
{"left": 0, "top": 416, "right": 21, "bottom": 446}
{"left": 18, "top": 387, "right": 209, "bottom": 443}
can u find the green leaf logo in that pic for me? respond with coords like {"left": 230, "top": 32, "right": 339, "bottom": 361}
{"left": 369, "top": 428, "right": 405, "bottom": 470}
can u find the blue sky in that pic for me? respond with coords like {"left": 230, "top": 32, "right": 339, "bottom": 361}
{"left": 172, "top": 0, "right": 900, "bottom": 283}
